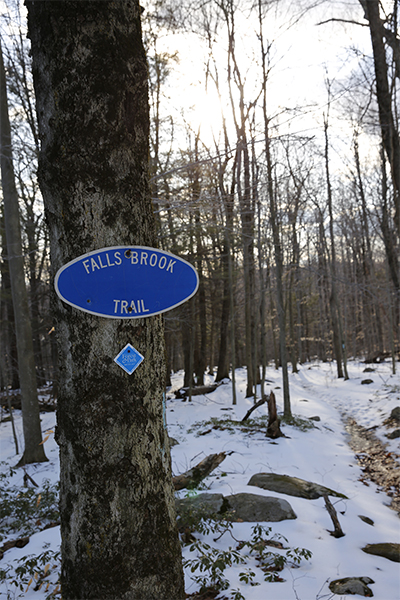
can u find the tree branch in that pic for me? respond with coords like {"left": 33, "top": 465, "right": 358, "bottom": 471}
{"left": 316, "top": 18, "right": 367, "bottom": 28}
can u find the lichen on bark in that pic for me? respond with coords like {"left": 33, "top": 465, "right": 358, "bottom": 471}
{"left": 26, "top": 1, "right": 184, "bottom": 598}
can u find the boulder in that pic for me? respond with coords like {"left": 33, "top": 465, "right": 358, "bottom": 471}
{"left": 225, "top": 492, "right": 297, "bottom": 522}
{"left": 361, "top": 379, "right": 374, "bottom": 385}
{"left": 389, "top": 406, "right": 400, "bottom": 422}
{"left": 175, "top": 491, "right": 297, "bottom": 524}
{"left": 386, "top": 429, "right": 400, "bottom": 439}
{"left": 362, "top": 543, "right": 400, "bottom": 563}
{"left": 248, "top": 473, "right": 348, "bottom": 500}
{"left": 329, "top": 577, "right": 374, "bottom": 597}
{"left": 176, "top": 492, "right": 225, "bottom": 517}
{"left": 176, "top": 493, "right": 226, "bottom": 529}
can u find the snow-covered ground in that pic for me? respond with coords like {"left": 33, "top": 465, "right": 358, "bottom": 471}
{"left": 1, "top": 360, "right": 399, "bottom": 600}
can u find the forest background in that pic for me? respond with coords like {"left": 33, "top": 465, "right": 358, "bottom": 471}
{"left": 0, "top": 0, "right": 399, "bottom": 407}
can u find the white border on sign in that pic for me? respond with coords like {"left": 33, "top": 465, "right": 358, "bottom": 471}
{"left": 54, "top": 245, "right": 199, "bottom": 319}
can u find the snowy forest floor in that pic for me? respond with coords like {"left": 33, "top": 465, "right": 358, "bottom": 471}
{"left": 1, "top": 360, "right": 399, "bottom": 600}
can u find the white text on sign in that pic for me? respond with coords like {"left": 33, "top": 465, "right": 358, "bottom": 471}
{"left": 113, "top": 299, "right": 150, "bottom": 314}
{"left": 82, "top": 250, "right": 176, "bottom": 275}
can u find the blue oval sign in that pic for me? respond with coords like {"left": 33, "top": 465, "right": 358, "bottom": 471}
{"left": 54, "top": 246, "right": 199, "bottom": 318}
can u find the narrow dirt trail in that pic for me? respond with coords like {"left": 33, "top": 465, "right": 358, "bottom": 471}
{"left": 345, "top": 417, "right": 400, "bottom": 516}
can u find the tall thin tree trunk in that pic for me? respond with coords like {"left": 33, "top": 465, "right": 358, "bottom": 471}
{"left": 216, "top": 238, "right": 231, "bottom": 381}
{"left": 0, "top": 37, "right": 47, "bottom": 466}
{"left": 258, "top": 0, "right": 291, "bottom": 415}
{"left": 0, "top": 213, "right": 20, "bottom": 390}
{"left": 324, "top": 114, "right": 348, "bottom": 379}
{"left": 257, "top": 198, "right": 267, "bottom": 398}
{"left": 227, "top": 224, "right": 237, "bottom": 405}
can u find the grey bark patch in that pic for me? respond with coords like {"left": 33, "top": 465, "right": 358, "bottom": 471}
{"left": 224, "top": 492, "right": 297, "bottom": 522}
{"left": 248, "top": 473, "right": 348, "bottom": 500}
{"left": 362, "top": 543, "right": 400, "bottom": 562}
{"left": 329, "top": 577, "right": 374, "bottom": 596}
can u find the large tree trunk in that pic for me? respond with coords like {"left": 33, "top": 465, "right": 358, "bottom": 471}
{"left": 362, "top": 0, "right": 400, "bottom": 236}
{"left": 0, "top": 38, "right": 47, "bottom": 466}
{"left": 26, "top": 2, "right": 184, "bottom": 599}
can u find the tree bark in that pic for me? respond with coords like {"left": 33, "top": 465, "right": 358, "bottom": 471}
{"left": 258, "top": 0, "right": 291, "bottom": 416}
{"left": 324, "top": 115, "right": 348, "bottom": 379}
{"left": 215, "top": 238, "right": 231, "bottom": 381}
{"left": 362, "top": 0, "right": 400, "bottom": 236}
{"left": 266, "top": 390, "right": 284, "bottom": 439}
{"left": 0, "top": 37, "right": 47, "bottom": 466}
{"left": 26, "top": 2, "right": 184, "bottom": 599}
{"left": 0, "top": 213, "right": 20, "bottom": 390}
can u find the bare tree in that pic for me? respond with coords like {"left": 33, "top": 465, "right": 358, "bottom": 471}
{"left": 0, "top": 36, "right": 47, "bottom": 466}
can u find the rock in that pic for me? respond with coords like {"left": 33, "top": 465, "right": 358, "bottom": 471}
{"left": 176, "top": 493, "right": 225, "bottom": 517}
{"left": 309, "top": 415, "right": 321, "bottom": 421}
{"left": 176, "top": 493, "right": 225, "bottom": 529}
{"left": 363, "top": 367, "right": 375, "bottom": 373}
{"left": 329, "top": 576, "right": 374, "bottom": 596}
{"left": 389, "top": 406, "right": 400, "bottom": 422}
{"left": 175, "top": 491, "right": 297, "bottom": 524}
{"left": 358, "top": 515, "right": 374, "bottom": 526}
{"left": 248, "top": 473, "right": 348, "bottom": 500}
{"left": 361, "top": 379, "right": 374, "bottom": 385}
{"left": 362, "top": 543, "right": 400, "bottom": 563}
{"left": 225, "top": 492, "right": 297, "bottom": 522}
{"left": 386, "top": 429, "right": 400, "bottom": 439}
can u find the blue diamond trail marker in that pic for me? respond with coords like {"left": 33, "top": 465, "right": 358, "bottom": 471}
{"left": 114, "top": 344, "right": 144, "bottom": 375}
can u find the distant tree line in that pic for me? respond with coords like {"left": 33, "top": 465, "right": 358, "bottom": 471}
{"left": 0, "top": 0, "right": 398, "bottom": 413}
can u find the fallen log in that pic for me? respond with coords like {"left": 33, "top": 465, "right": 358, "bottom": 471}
{"left": 175, "top": 384, "right": 220, "bottom": 399}
{"left": 0, "top": 536, "right": 29, "bottom": 560}
{"left": 173, "top": 452, "right": 229, "bottom": 491}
